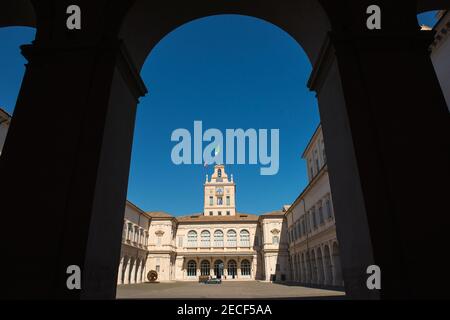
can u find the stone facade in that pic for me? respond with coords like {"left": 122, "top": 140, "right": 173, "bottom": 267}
{"left": 118, "top": 164, "right": 290, "bottom": 284}
{"left": 430, "top": 10, "right": 450, "bottom": 112}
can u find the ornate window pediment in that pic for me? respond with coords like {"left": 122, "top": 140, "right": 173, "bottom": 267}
{"left": 155, "top": 230, "right": 164, "bottom": 237}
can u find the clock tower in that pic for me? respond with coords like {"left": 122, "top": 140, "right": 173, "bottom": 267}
{"left": 204, "top": 165, "right": 236, "bottom": 216}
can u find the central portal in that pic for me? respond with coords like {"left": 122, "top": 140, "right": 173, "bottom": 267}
{"left": 227, "top": 260, "right": 237, "bottom": 279}
{"left": 214, "top": 260, "right": 224, "bottom": 278}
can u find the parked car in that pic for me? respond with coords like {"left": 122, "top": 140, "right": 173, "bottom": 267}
{"left": 205, "top": 277, "right": 222, "bottom": 284}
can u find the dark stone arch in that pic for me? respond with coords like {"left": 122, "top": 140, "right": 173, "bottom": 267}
{"left": 417, "top": 0, "right": 450, "bottom": 13}
{"left": 118, "top": 0, "right": 332, "bottom": 71}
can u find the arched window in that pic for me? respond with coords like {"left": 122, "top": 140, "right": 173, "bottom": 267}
{"left": 272, "top": 235, "right": 279, "bottom": 245}
{"left": 200, "top": 260, "right": 210, "bottom": 276}
{"left": 214, "top": 230, "right": 224, "bottom": 247}
{"left": 325, "top": 197, "right": 333, "bottom": 219}
{"left": 239, "top": 229, "right": 250, "bottom": 247}
{"left": 241, "top": 259, "right": 251, "bottom": 276}
{"left": 227, "top": 260, "right": 237, "bottom": 278}
{"left": 187, "top": 260, "right": 197, "bottom": 277}
{"left": 227, "top": 229, "right": 237, "bottom": 247}
{"left": 187, "top": 230, "right": 197, "bottom": 248}
{"left": 200, "top": 230, "right": 210, "bottom": 247}
{"left": 127, "top": 222, "right": 132, "bottom": 240}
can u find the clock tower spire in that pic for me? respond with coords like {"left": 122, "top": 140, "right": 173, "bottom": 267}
{"left": 204, "top": 165, "right": 236, "bottom": 216}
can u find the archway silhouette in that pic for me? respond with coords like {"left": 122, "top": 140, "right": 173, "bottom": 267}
{"left": 0, "top": 0, "right": 449, "bottom": 299}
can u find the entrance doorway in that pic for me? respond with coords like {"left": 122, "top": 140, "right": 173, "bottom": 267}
{"left": 214, "top": 260, "right": 224, "bottom": 279}
{"left": 227, "top": 260, "right": 237, "bottom": 279}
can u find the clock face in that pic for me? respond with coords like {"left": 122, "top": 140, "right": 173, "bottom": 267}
{"left": 216, "top": 187, "right": 223, "bottom": 194}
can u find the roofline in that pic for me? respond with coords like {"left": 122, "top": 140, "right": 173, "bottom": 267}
{"left": 434, "top": 10, "right": 448, "bottom": 30}
{"left": 149, "top": 216, "right": 176, "bottom": 221}
{"left": 301, "top": 123, "right": 322, "bottom": 159}
{"left": 258, "top": 215, "right": 284, "bottom": 221}
{"left": 0, "top": 107, "right": 12, "bottom": 124}
{"left": 126, "top": 200, "right": 145, "bottom": 214}
{"left": 126, "top": 200, "right": 156, "bottom": 220}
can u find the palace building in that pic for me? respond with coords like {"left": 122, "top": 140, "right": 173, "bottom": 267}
{"left": 117, "top": 125, "right": 343, "bottom": 286}
{"left": 118, "top": 164, "right": 289, "bottom": 283}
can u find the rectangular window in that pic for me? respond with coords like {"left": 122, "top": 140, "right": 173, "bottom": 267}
{"left": 314, "top": 150, "right": 320, "bottom": 171}
{"left": 272, "top": 236, "right": 279, "bottom": 245}
{"left": 226, "top": 211, "right": 230, "bottom": 215}
{"left": 226, "top": 196, "right": 230, "bottom": 206}
{"left": 307, "top": 213, "right": 312, "bottom": 233}
{"left": 319, "top": 205, "right": 324, "bottom": 224}
{"left": 209, "top": 196, "right": 213, "bottom": 206}
{"left": 321, "top": 139, "right": 326, "bottom": 163}
{"left": 218, "top": 211, "right": 222, "bottom": 216}
{"left": 326, "top": 198, "right": 332, "bottom": 218}
{"left": 209, "top": 211, "right": 213, "bottom": 216}
{"left": 156, "top": 265, "right": 160, "bottom": 272}
{"left": 311, "top": 208, "right": 317, "bottom": 229}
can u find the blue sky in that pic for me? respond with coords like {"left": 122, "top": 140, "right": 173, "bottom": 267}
{"left": 0, "top": 12, "right": 438, "bottom": 216}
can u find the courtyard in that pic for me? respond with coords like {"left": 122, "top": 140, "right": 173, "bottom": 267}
{"left": 116, "top": 281, "right": 346, "bottom": 299}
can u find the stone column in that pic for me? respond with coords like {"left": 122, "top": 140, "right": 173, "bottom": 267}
{"left": 210, "top": 257, "right": 213, "bottom": 276}
{"left": 223, "top": 256, "right": 227, "bottom": 279}
{"left": 117, "top": 257, "right": 123, "bottom": 285}
{"left": 123, "top": 259, "right": 130, "bottom": 285}
{"left": 196, "top": 257, "right": 200, "bottom": 279}
{"left": 252, "top": 255, "right": 257, "bottom": 280}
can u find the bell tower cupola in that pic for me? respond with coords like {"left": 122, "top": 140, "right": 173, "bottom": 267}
{"left": 203, "top": 165, "right": 236, "bottom": 216}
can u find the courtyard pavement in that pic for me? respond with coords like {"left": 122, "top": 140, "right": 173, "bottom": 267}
{"left": 116, "top": 281, "right": 346, "bottom": 299}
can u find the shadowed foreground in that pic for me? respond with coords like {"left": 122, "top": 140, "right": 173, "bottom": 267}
{"left": 116, "top": 281, "right": 346, "bottom": 299}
